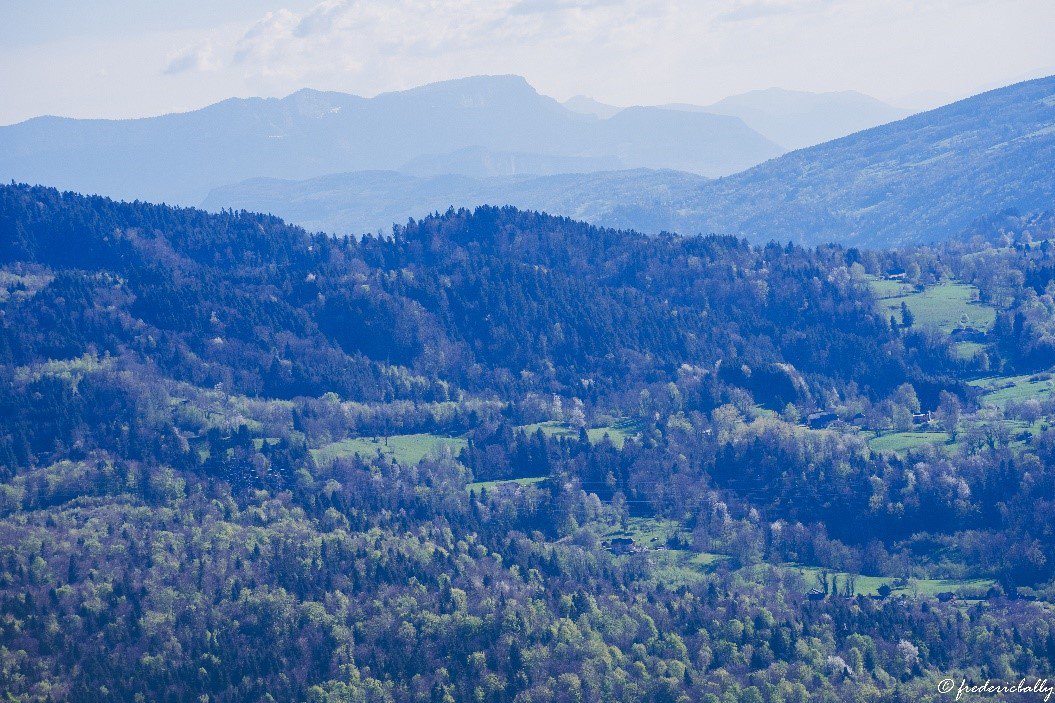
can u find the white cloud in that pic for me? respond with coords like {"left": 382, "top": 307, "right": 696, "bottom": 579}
{"left": 508, "top": 0, "right": 627, "bottom": 15}
{"left": 171, "top": 0, "right": 672, "bottom": 92}
{"left": 172, "top": 0, "right": 1041, "bottom": 111}
{"left": 2, "top": 0, "right": 1053, "bottom": 124}
{"left": 718, "top": 0, "right": 834, "bottom": 22}
{"left": 163, "top": 42, "right": 218, "bottom": 75}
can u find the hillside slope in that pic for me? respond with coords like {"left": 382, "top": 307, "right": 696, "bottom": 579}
{"left": 0, "top": 181, "right": 921, "bottom": 405}
{"left": 683, "top": 76, "right": 1055, "bottom": 246}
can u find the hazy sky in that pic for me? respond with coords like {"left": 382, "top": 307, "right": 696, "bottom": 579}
{"left": 2, "top": 0, "right": 1054, "bottom": 125}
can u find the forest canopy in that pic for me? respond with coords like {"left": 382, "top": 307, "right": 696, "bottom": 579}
{"left": 1, "top": 183, "right": 1054, "bottom": 702}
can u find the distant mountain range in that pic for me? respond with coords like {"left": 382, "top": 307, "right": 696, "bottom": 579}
{"left": 562, "top": 95, "right": 623, "bottom": 120}
{"left": 207, "top": 76, "right": 1055, "bottom": 246}
{"left": 5, "top": 74, "right": 1051, "bottom": 247}
{"left": 398, "top": 147, "right": 623, "bottom": 178}
{"left": 563, "top": 87, "right": 910, "bottom": 150}
{"left": 0, "top": 75, "right": 780, "bottom": 204}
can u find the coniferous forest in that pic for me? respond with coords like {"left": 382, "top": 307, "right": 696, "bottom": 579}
{"left": 2, "top": 182, "right": 1055, "bottom": 702}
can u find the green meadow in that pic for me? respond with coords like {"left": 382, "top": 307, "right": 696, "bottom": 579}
{"left": 466, "top": 475, "right": 548, "bottom": 494}
{"left": 971, "top": 372, "right": 1055, "bottom": 408}
{"left": 868, "top": 278, "right": 996, "bottom": 333}
{"left": 312, "top": 433, "right": 468, "bottom": 465}
{"left": 867, "top": 430, "right": 950, "bottom": 454}
{"left": 604, "top": 518, "right": 994, "bottom": 597}
{"left": 519, "top": 418, "right": 639, "bottom": 448}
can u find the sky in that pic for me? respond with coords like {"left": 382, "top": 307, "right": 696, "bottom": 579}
{"left": 2, "top": 0, "right": 1054, "bottom": 125}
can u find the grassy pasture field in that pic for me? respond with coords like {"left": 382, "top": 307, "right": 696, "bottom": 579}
{"left": 312, "top": 433, "right": 468, "bottom": 466}
{"left": 603, "top": 517, "right": 728, "bottom": 586}
{"left": 605, "top": 516, "right": 686, "bottom": 548}
{"left": 466, "top": 476, "right": 548, "bottom": 494}
{"left": 776, "top": 564, "right": 994, "bottom": 598}
{"left": 951, "top": 340, "right": 987, "bottom": 360}
{"left": 858, "top": 371, "right": 1055, "bottom": 458}
{"left": 867, "top": 430, "right": 950, "bottom": 454}
{"left": 970, "top": 372, "right": 1055, "bottom": 407}
{"left": 645, "top": 549, "right": 729, "bottom": 587}
{"left": 519, "top": 418, "right": 639, "bottom": 448}
{"left": 867, "top": 278, "right": 996, "bottom": 333}
{"left": 605, "top": 518, "right": 995, "bottom": 597}
{"left": 865, "top": 420, "right": 1048, "bottom": 456}
{"left": 868, "top": 277, "right": 915, "bottom": 299}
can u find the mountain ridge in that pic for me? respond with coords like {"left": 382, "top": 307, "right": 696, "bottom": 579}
{"left": 0, "top": 74, "right": 779, "bottom": 205}
{"left": 563, "top": 86, "right": 909, "bottom": 149}
{"left": 208, "top": 76, "right": 1055, "bottom": 246}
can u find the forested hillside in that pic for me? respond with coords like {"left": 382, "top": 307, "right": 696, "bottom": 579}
{"left": 2, "top": 184, "right": 1055, "bottom": 702}
{"left": 1, "top": 183, "right": 940, "bottom": 407}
